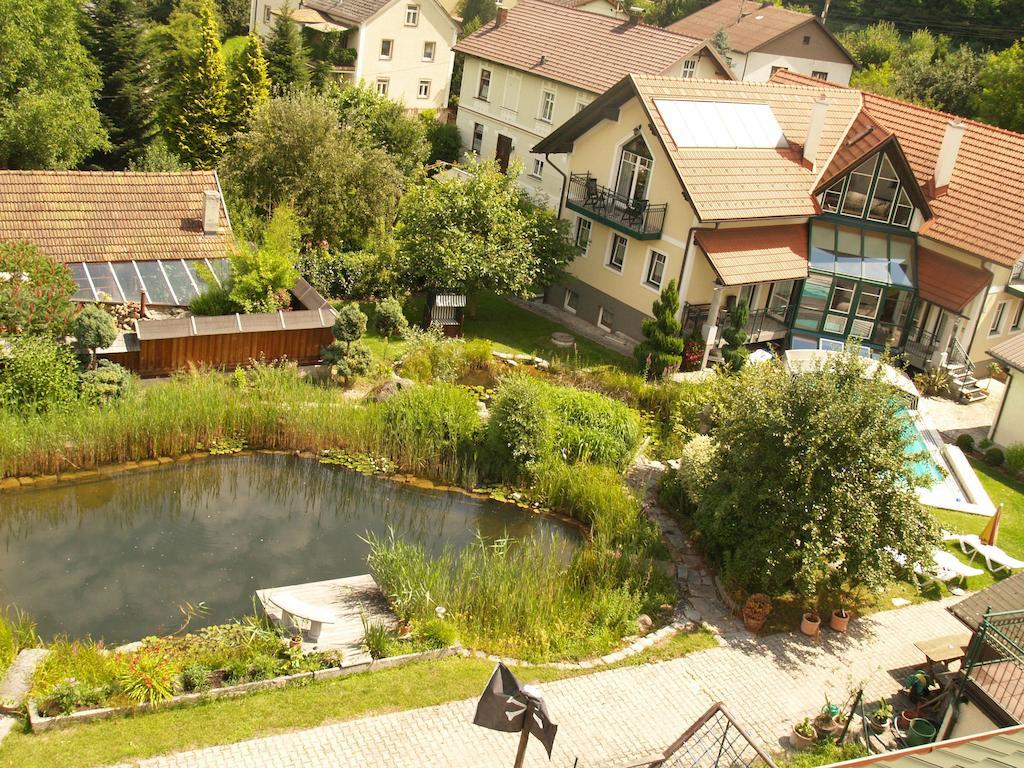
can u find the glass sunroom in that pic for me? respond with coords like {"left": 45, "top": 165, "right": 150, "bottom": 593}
{"left": 68, "top": 258, "right": 229, "bottom": 307}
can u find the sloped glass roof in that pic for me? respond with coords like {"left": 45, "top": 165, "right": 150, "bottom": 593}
{"left": 68, "top": 258, "right": 228, "bottom": 307}
{"left": 654, "top": 99, "right": 787, "bottom": 149}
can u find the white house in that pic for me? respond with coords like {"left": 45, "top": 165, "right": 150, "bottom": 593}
{"left": 250, "top": 0, "right": 458, "bottom": 111}
{"left": 452, "top": 0, "right": 733, "bottom": 205}
{"left": 667, "top": 0, "right": 855, "bottom": 84}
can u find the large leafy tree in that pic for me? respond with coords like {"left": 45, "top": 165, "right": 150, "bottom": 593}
{"left": 0, "top": 0, "right": 107, "bottom": 168}
{"left": 226, "top": 33, "right": 271, "bottom": 134}
{"left": 394, "top": 158, "right": 537, "bottom": 296}
{"left": 977, "top": 40, "right": 1024, "bottom": 132}
{"left": 0, "top": 242, "right": 79, "bottom": 337}
{"left": 328, "top": 82, "right": 430, "bottom": 175}
{"left": 693, "top": 349, "right": 939, "bottom": 606}
{"left": 84, "top": 0, "right": 156, "bottom": 168}
{"left": 164, "top": 0, "right": 229, "bottom": 167}
{"left": 265, "top": 4, "right": 309, "bottom": 92}
{"left": 221, "top": 92, "right": 403, "bottom": 250}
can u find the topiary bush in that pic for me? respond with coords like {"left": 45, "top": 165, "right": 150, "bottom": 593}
{"left": 70, "top": 304, "right": 117, "bottom": 367}
{"left": 985, "top": 446, "right": 1005, "bottom": 467}
{"left": 332, "top": 303, "right": 368, "bottom": 348}
{"left": 80, "top": 361, "right": 133, "bottom": 406}
{"left": 1006, "top": 443, "right": 1024, "bottom": 475}
{"left": 955, "top": 433, "right": 976, "bottom": 453}
{"left": 324, "top": 303, "right": 371, "bottom": 384}
{"left": 374, "top": 296, "right": 409, "bottom": 341}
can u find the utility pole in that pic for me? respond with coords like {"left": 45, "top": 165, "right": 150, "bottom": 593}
{"left": 821, "top": 0, "right": 832, "bottom": 23}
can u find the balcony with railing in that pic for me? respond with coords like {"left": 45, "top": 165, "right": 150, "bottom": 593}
{"left": 1010, "top": 259, "right": 1024, "bottom": 298}
{"left": 565, "top": 173, "right": 667, "bottom": 240}
{"left": 680, "top": 302, "right": 790, "bottom": 343}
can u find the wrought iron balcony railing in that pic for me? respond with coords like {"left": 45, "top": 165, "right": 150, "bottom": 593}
{"left": 566, "top": 173, "right": 667, "bottom": 240}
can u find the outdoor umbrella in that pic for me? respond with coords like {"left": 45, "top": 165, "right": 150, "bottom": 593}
{"left": 473, "top": 663, "right": 558, "bottom": 766}
{"left": 981, "top": 503, "right": 1004, "bottom": 546}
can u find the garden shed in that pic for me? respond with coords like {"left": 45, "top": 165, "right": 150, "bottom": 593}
{"left": 425, "top": 293, "right": 467, "bottom": 337}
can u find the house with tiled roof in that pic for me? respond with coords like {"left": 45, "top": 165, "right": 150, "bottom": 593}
{"left": 249, "top": 0, "right": 457, "bottom": 111}
{"left": 533, "top": 71, "right": 1024, "bottom": 395}
{"left": 0, "top": 170, "right": 233, "bottom": 309}
{"left": 667, "top": 0, "right": 855, "bottom": 84}
{"left": 452, "top": 0, "right": 733, "bottom": 204}
{"left": 988, "top": 334, "right": 1024, "bottom": 447}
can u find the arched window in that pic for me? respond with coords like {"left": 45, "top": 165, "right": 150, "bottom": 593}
{"left": 615, "top": 134, "right": 653, "bottom": 202}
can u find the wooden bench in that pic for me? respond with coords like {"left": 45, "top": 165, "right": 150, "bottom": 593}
{"left": 267, "top": 592, "right": 337, "bottom": 643}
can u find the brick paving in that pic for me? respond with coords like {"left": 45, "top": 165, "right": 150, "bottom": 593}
{"left": 113, "top": 598, "right": 965, "bottom": 768}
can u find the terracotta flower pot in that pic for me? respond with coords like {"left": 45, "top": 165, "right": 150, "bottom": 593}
{"left": 800, "top": 612, "right": 821, "bottom": 637}
{"left": 897, "top": 709, "right": 915, "bottom": 731}
{"left": 830, "top": 609, "right": 851, "bottom": 632}
{"left": 743, "top": 614, "right": 767, "bottom": 633}
{"left": 790, "top": 725, "right": 815, "bottom": 750}
{"left": 813, "top": 713, "right": 839, "bottom": 740}
{"left": 868, "top": 716, "right": 890, "bottom": 735}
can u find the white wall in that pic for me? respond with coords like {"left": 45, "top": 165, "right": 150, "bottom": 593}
{"left": 740, "top": 50, "right": 853, "bottom": 84}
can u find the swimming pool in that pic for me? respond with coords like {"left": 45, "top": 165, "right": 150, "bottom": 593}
{"left": 897, "top": 406, "right": 945, "bottom": 486}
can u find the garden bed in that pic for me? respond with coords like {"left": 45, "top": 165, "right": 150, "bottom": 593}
{"left": 27, "top": 647, "right": 456, "bottom": 732}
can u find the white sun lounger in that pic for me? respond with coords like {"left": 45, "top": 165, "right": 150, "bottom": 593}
{"left": 887, "top": 547, "right": 981, "bottom": 594}
{"left": 943, "top": 533, "right": 1024, "bottom": 574}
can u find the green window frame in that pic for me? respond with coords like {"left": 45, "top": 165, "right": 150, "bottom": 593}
{"left": 817, "top": 150, "right": 916, "bottom": 229}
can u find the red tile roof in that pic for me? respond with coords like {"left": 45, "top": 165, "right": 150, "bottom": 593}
{"left": 773, "top": 69, "right": 1024, "bottom": 268}
{"left": 0, "top": 171, "right": 232, "bottom": 264}
{"left": 454, "top": 0, "right": 715, "bottom": 94}
{"left": 694, "top": 224, "right": 808, "bottom": 285}
{"left": 917, "top": 248, "right": 991, "bottom": 314}
{"left": 667, "top": 0, "right": 851, "bottom": 61}
{"left": 989, "top": 333, "right": 1024, "bottom": 371}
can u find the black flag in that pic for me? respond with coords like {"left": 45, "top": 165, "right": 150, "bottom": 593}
{"left": 473, "top": 663, "right": 558, "bottom": 758}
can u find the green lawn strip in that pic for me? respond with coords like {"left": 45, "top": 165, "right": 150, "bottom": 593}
{"left": 358, "top": 294, "right": 630, "bottom": 372}
{"left": 1, "top": 633, "right": 715, "bottom": 768}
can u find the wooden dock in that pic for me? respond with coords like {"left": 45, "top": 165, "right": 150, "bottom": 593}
{"left": 256, "top": 574, "right": 398, "bottom": 665}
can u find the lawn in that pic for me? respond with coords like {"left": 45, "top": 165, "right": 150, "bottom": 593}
{"left": 358, "top": 293, "right": 631, "bottom": 371}
{"left": 0, "top": 633, "right": 716, "bottom": 768}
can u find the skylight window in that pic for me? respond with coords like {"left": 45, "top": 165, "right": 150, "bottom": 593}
{"left": 654, "top": 100, "right": 787, "bottom": 149}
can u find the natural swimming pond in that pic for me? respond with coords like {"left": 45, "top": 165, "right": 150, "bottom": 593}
{"left": 0, "top": 455, "right": 580, "bottom": 644}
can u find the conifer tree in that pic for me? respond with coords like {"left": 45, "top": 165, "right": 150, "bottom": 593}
{"left": 721, "top": 300, "right": 750, "bottom": 371}
{"left": 635, "top": 279, "right": 687, "bottom": 378}
{"left": 265, "top": 4, "right": 310, "bottom": 92}
{"left": 84, "top": 0, "right": 155, "bottom": 167}
{"left": 165, "top": 0, "right": 228, "bottom": 168}
{"left": 227, "top": 33, "right": 271, "bottom": 134}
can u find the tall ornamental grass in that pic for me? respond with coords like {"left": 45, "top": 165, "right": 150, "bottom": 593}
{"left": 0, "top": 607, "right": 39, "bottom": 678}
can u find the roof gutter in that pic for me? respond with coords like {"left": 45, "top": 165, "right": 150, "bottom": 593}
{"left": 544, "top": 153, "right": 568, "bottom": 218}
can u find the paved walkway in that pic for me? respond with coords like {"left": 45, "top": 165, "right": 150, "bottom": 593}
{"left": 113, "top": 599, "right": 965, "bottom": 768}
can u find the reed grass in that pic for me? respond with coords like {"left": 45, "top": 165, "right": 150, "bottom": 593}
{"left": 0, "top": 606, "right": 39, "bottom": 678}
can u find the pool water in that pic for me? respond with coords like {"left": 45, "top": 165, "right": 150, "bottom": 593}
{"left": 0, "top": 455, "right": 579, "bottom": 643}
{"left": 897, "top": 407, "right": 945, "bottom": 486}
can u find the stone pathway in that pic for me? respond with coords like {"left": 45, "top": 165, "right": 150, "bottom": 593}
{"left": 107, "top": 599, "right": 965, "bottom": 768}
{"left": 921, "top": 379, "right": 1005, "bottom": 445}
{"left": 0, "top": 648, "right": 49, "bottom": 746}
{"left": 508, "top": 297, "right": 637, "bottom": 356}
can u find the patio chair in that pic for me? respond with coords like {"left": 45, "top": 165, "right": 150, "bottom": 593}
{"left": 582, "top": 176, "right": 606, "bottom": 211}
{"left": 623, "top": 198, "right": 648, "bottom": 228}
{"left": 944, "top": 533, "right": 1024, "bottom": 574}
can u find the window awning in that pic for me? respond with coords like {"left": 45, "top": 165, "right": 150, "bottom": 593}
{"left": 694, "top": 224, "right": 809, "bottom": 286}
{"left": 273, "top": 7, "right": 348, "bottom": 32}
{"left": 917, "top": 248, "right": 990, "bottom": 315}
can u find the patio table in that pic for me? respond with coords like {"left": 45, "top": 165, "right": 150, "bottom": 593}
{"left": 914, "top": 632, "right": 972, "bottom": 676}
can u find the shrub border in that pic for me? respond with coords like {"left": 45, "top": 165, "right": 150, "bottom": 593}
{"left": 26, "top": 647, "right": 457, "bottom": 732}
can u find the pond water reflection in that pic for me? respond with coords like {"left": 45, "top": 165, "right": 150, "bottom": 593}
{"left": 0, "top": 455, "right": 578, "bottom": 643}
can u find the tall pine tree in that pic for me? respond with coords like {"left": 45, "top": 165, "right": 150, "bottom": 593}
{"left": 227, "top": 33, "right": 270, "bottom": 134}
{"left": 84, "top": 0, "right": 156, "bottom": 168}
{"left": 165, "top": 0, "right": 228, "bottom": 168}
{"left": 265, "top": 4, "right": 309, "bottom": 92}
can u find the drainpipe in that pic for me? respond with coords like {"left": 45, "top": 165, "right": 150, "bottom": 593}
{"left": 676, "top": 223, "right": 720, "bottom": 321}
{"left": 544, "top": 153, "right": 568, "bottom": 218}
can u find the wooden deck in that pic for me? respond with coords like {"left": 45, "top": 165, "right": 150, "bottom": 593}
{"left": 256, "top": 574, "right": 398, "bottom": 665}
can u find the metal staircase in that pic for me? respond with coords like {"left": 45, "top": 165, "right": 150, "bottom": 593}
{"left": 945, "top": 337, "right": 987, "bottom": 402}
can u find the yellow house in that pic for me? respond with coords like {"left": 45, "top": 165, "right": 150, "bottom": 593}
{"left": 988, "top": 334, "right": 1024, "bottom": 448}
{"left": 667, "top": 0, "right": 856, "bottom": 85}
{"left": 453, "top": 0, "right": 733, "bottom": 206}
{"left": 533, "top": 70, "right": 1024, "bottom": 402}
{"left": 250, "top": 0, "right": 458, "bottom": 111}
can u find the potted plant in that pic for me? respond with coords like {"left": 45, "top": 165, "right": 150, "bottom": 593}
{"left": 801, "top": 611, "right": 821, "bottom": 637}
{"left": 791, "top": 717, "right": 815, "bottom": 750}
{"left": 742, "top": 593, "right": 772, "bottom": 632}
{"left": 813, "top": 699, "right": 841, "bottom": 740}
{"left": 868, "top": 700, "right": 893, "bottom": 734}
{"left": 830, "top": 604, "right": 851, "bottom": 632}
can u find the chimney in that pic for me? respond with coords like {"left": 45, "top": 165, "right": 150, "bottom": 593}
{"left": 803, "top": 95, "right": 829, "bottom": 169}
{"left": 934, "top": 119, "right": 965, "bottom": 190}
{"left": 627, "top": 5, "right": 644, "bottom": 22}
{"left": 203, "top": 190, "right": 221, "bottom": 237}
{"left": 494, "top": 0, "right": 508, "bottom": 27}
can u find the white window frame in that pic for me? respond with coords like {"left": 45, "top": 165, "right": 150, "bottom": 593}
{"left": 575, "top": 99, "right": 589, "bottom": 114}
{"left": 607, "top": 234, "right": 627, "bottom": 272}
{"left": 404, "top": 3, "right": 419, "bottom": 25}
{"left": 422, "top": 40, "right": 435, "bottom": 61}
{"left": 380, "top": 39, "right": 393, "bottom": 60}
{"left": 644, "top": 250, "right": 667, "bottom": 290}
{"left": 539, "top": 90, "right": 555, "bottom": 123}
{"left": 417, "top": 79, "right": 431, "bottom": 99}
{"left": 529, "top": 157, "right": 544, "bottom": 179}
{"left": 563, "top": 288, "right": 579, "bottom": 314}
{"left": 989, "top": 300, "right": 1009, "bottom": 336}
{"left": 575, "top": 217, "right": 591, "bottom": 256}
{"left": 681, "top": 59, "right": 697, "bottom": 79}
{"left": 1012, "top": 299, "right": 1024, "bottom": 332}
{"left": 375, "top": 78, "right": 389, "bottom": 96}
{"left": 597, "top": 306, "right": 614, "bottom": 331}
{"left": 811, "top": 70, "right": 828, "bottom": 80}
{"left": 264, "top": 4, "right": 272, "bottom": 23}
{"left": 471, "top": 122, "right": 484, "bottom": 154}
{"left": 477, "top": 68, "right": 491, "bottom": 101}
